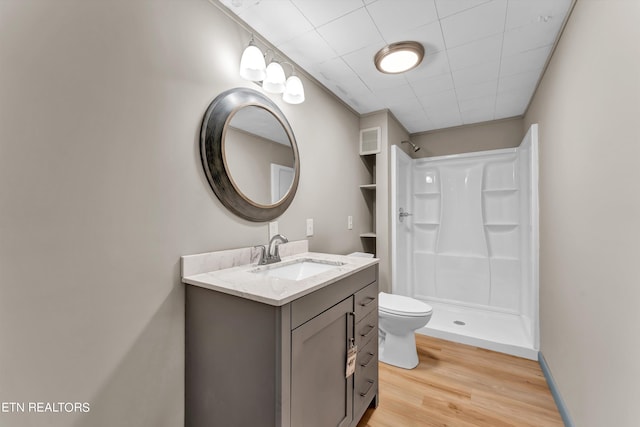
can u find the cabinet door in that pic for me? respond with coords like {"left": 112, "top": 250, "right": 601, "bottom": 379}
{"left": 291, "top": 297, "right": 354, "bottom": 427}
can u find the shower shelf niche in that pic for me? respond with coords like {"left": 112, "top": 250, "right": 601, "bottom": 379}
{"left": 482, "top": 188, "right": 518, "bottom": 193}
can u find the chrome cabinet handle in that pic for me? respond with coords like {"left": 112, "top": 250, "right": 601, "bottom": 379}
{"left": 360, "top": 324, "right": 376, "bottom": 338}
{"left": 360, "top": 351, "right": 375, "bottom": 368}
{"left": 359, "top": 380, "right": 375, "bottom": 397}
{"left": 359, "top": 296, "right": 376, "bottom": 307}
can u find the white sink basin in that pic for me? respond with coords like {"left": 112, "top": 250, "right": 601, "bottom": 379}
{"left": 251, "top": 259, "right": 345, "bottom": 281}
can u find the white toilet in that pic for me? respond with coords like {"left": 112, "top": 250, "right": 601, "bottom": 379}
{"left": 378, "top": 292, "right": 433, "bottom": 369}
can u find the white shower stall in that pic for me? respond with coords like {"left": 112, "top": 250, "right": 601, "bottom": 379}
{"left": 391, "top": 125, "right": 539, "bottom": 359}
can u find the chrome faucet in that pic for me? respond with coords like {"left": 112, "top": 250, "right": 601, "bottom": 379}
{"left": 255, "top": 234, "right": 289, "bottom": 265}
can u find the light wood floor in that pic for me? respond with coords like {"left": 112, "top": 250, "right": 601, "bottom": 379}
{"left": 357, "top": 334, "right": 563, "bottom": 427}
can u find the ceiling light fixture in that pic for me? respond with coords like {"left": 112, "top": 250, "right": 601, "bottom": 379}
{"left": 374, "top": 41, "right": 425, "bottom": 74}
{"left": 239, "top": 36, "right": 305, "bottom": 104}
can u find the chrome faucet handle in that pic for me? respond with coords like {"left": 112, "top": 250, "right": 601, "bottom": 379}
{"left": 253, "top": 245, "right": 267, "bottom": 265}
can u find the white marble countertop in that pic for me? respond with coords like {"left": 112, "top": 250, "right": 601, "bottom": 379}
{"left": 182, "top": 251, "right": 378, "bottom": 306}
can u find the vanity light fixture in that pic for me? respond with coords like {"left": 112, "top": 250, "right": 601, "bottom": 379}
{"left": 239, "top": 36, "right": 267, "bottom": 81}
{"left": 262, "top": 61, "right": 286, "bottom": 94}
{"left": 374, "top": 41, "right": 425, "bottom": 74}
{"left": 283, "top": 74, "right": 305, "bottom": 104}
{"left": 239, "top": 36, "right": 305, "bottom": 104}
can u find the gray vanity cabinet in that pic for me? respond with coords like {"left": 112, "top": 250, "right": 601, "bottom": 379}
{"left": 291, "top": 297, "right": 353, "bottom": 427}
{"left": 185, "top": 264, "right": 378, "bottom": 427}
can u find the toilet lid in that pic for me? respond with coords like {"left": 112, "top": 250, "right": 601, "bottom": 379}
{"left": 378, "top": 292, "right": 432, "bottom": 317}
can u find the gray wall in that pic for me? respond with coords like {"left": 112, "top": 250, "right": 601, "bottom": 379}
{"left": 0, "top": 1, "right": 369, "bottom": 426}
{"left": 524, "top": 1, "right": 640, "bottom": 426}
{"left": 410, "top": 117, "right": 524, "bottom": 157}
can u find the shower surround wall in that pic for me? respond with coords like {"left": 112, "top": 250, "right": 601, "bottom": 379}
{"left": 392, "top": 125, "right": 538, "bottom": 359}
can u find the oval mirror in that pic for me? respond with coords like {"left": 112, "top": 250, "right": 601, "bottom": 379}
{"left": 200, "top": 88, "right": 300, "bottom": 222}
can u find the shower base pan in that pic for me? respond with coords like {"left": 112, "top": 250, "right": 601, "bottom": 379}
{"left": 418, "top": 301, "right": 538, "bottom": 360}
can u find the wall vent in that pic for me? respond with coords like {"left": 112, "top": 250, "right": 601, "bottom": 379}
{"left": 359, "top": 127, "right": 381, "bottom": 155}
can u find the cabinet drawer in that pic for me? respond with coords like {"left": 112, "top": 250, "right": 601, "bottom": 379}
{"left": 354, "top": 350, "right": 377, "bottom": 416}
{"left": 292, "top": 266, "right": 376, "bottom": 329}
{"left": 354, "top": 281, "right": 378, "bottom": 321}
{"left": 355, "top": 309, "right": 377, "bottom": 350}
{"left": 356, "top": 336, "right": 377, "bottom": 375}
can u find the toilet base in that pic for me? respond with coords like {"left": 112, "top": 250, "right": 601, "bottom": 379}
{"left": 379, "top": 331, "right": 419, "bottom": 369}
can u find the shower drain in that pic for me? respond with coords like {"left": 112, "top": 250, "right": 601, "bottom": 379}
{"left": 453, "top": 320, "right": 466, "bottom": 326}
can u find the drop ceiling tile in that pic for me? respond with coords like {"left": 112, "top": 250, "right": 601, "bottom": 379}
{"left": 435, "top": 0, "right": 492, "bottom": 19}
{"left": 219, "top": 0, "right": 254, "bottom": 15}
{"left": 342, "top": 82, "right": 382, "bottom": 112}
{"left": 455, "top": 79, "right": 498, "bottom": 101}
{"left": 440, "top": 0, "right": 507, "bottom": 49}
{"left": 447, "top": 34, "right": 502, "bottom": 71}
{"left": 291, "top": 0, "right": 364, "bottom": 27}
{"left": 373, "top": 20, "right": 446, "bottom": 56}
{"left": 502, "top": 19, "right": 562, "bottom": 57}
{"left": 411, "top": 73, "right": 454, "bottom": 97}
{"left": 359, "top": 71, "right": 408, "bottom": 92}
{"left": 342, "top": 43, "right": 384, "bottom": 76}
{"left": 366, "top": 0, "right": 438, "bottom": 40}
{"left": 238, "top": 0, "right": 314, "bottom": 45}
{"left": 277, "top": 30, "right": 338, "bottom": 68}
{"left": 498, "top": 68, "right": 541, "bottom": 94}
{"left": 373, "top": 83, "right": 417, "bottom": 106}
{"left": 321, "top": 72, "right": 378, "bottom": 112}
{"left": 388, "top": 97, "right": 428, "bottom": 128}
{"left": 505, "top": 0, "right": 572, "bottom": 31}
{"left": 500, "top": 45, "right": 551, "bottom": 77}
{"left": 494, "top": 101, "right": 527, "bottom": 119}
{"left": 316, "top": 57, "right": 361, "bottom": 86}
{"left": 420, "top": 89, "right": 459, "bottom": 111}
{"left": 461, "top": 108, "right": 495, "bottom": 124}
{"left": 452, "top": 61, "right": 500, "bottom": 87}
{"left": 405, "top": 51, "right": 451, "bottom": 82}
{"left": 495, "top": 89, "right": 530, "bottom": 117}
{"left": 404, "top": 118, "right": 435, "bottom": 134}
{"left": 430, "top": 109, "right": 463, "bottom": 129}
{"left": 316, "top": 8, "right": 383, "bottom": 56}
{"left": 459, "top": 94, "right": 495, "bottom": 112}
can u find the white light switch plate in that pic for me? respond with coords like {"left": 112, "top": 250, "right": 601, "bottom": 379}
{"left": 306, "top": 218, "right": 314, "bottom": 236}
{"left": 347, "top": 216, "right": 353, "bottom": 230}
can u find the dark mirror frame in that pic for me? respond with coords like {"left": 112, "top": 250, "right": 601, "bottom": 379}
{"left": 200, "top": 87, "right": 300, "bottom": 222}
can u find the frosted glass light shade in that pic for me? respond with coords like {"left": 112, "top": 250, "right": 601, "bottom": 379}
{"left": 283, "top": 75, "right": 305, "bottom": 104}
{"left": 262, "top": 62, "right": 286, "bottom": 94}
{"left": 239, "top": 44, "right": 266, "bottom": 81}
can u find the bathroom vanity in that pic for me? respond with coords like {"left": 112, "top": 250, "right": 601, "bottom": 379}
{"left": 182, "top": 245, "right": 379, "bottom": 427}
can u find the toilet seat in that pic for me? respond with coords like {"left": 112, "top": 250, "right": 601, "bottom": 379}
{"left": 379, "top": 292, "right": 432, "bottom": 317}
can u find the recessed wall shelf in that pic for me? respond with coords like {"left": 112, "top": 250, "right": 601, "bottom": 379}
{"left": 483, "top": 188, "right": 518, "bottom": 194}
{"left": 359, "top": 184, "right": 377, "bottom": 190}
{"left": 484, "top": 223, "right": 519, "bottom": 229}
{"left": 360, "top": 232, "right": 377, "bottom": 238}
